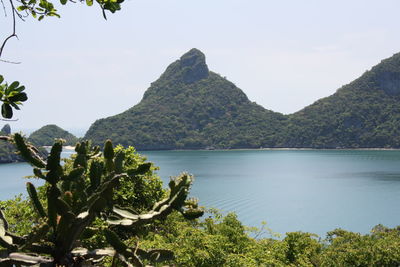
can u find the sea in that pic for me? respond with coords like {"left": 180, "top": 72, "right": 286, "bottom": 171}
{"left": 1, "top": 149, "right": 400, "bottom": 238}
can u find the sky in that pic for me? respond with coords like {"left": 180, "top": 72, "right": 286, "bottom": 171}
{"left": 1, "top": 0, "right": 400, "bottom": 136}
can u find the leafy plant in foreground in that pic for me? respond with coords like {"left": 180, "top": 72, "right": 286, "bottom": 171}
{"left": 0, "top": 135, "right": 203, "bottom": 266}
{"left": 0, "top": 76, "right": 28, "bottom": 119}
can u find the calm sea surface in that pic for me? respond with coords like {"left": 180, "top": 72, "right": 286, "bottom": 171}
{"left": 1, "top": 149, "right": 400, "bottom": 237}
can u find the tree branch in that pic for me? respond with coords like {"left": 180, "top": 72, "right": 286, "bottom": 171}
{"left": 0, "top": 117, "right": 19, "bottom": 121}
{"left": 0, "top": 0, "right": 18, "bottom": 59}
{"left": 0, "top": 0, "right": 7, "bottom": 17}
{"left": 0, "top": 58, "right": 20, "bottom": 64}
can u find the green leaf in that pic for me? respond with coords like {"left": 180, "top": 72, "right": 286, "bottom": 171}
{"left": 60, "top": 0, "right": 67, "bottom": 4}
{"left": 15, "top": 85, "right": 25, "bottom": 93}
{"left": 8, "top": 81, "right": 19, "bottom": 91}
{"left": 9, "top": 92, "right": 28, "bottom": 102}
{"left": 52, "top": 12, "right": 60, "bottom": 18}
{"left": 17, "top": 5, "right": 28, "bottom": 11}
{"left": 10, "top": 102, "right": 20, "bottom": 110}
{"left": 38, "top": 15, "right": 44, "bottom": 21}
{"left": 86, "top": 0, "right": 93, "bottom": 6}
{"left": 0, "top": 75, "right": 3, "bottom": 84}
{"left": 1, "top": 103, "right": 12, "bottom": 119}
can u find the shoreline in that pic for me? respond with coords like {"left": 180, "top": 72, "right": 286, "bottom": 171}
{"left": 41, "top": 146, "right": 400, "bottom": 152}
{"left": 139, "top": 147, "right": 400, "bottom": 152}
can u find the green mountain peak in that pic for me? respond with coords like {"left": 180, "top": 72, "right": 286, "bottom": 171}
{"left": 85, "top": 49, "right": 284, "bottom": 149}
{"left": 29, "top": 124, "right": 78, "bottom": 146}
{"left": 85, "top": 51, "right": 400, "bottom": 149}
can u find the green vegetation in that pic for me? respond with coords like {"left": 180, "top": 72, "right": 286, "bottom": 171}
{"left": 2, "top": 140, "right": 400, "bottom": 266}
{"left": 85, "top": 49, "right": 400, "bottom": 150}
{"left": 277, "top": 53, "right": 400, "bottom": 148}
{"left": 0, "top": 76, "right": 28, "bottom": 119}
{"left": 85, "top": 49, "right": 286, "bottom": 150}
{"left": 29, "top": 124, "right": 79, "bottom": 146}
{"left": 0, "top": 142, "right": 22, "bottom": 163}
{"left": 0, "top": 135, "right": 203, "bottom": 266}
{"left": 0, "top": 124, "right": 23, "bottom": 163}
{"left": 0, "top": 1, "right": 399, "bottom": 264}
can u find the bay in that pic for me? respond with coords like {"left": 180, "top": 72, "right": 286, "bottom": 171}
{"left": 1, "top": 149, "right": 400, "bottom": 237}
{"left": 143, "top": 149, "right": 400, "bottom": 237}
{"left": 0, "top": 150, "right": 74, "bottom": 200}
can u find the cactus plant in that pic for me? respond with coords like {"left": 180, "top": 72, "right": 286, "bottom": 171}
{"left": 0, "top": 134, "right": 203, "bottom": 266}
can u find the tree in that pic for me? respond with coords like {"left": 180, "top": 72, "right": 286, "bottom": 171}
{"left": 0, "top": 136, "right": 203, "bottom": 266}
{"left": 0, "top": 0, "right": 125, "bottom": 120}
{"left": 0, "top": 3, "right": 205, "bottom": 265}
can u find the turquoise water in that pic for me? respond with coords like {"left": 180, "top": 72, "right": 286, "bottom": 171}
{"left": 0, "top": 150, "right": 74, "bottom": 200}
{"left": 2, "top": 149, "right": 400, "bottom": 237}
{"left": 143, "top": 150, "right": 400, "bottom": 237}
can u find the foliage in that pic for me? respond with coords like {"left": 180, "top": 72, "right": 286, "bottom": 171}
{"left": 84, "top": 49, "right": 286, "bottom": 150}
{"left": 132, "top": 209, "right": 400, "bottom": 267}
{"left": 3, "top": 163, "right": 400, "bottom": 266}
{"left": 0, "top": 76, "right": 28, "bottom": 119}
{"left": 0, "top": 124, "right": 24, "bottom": 163}
{"left": 0, "top": 141, "right": 23, "bottom": 163}
{"left": 15, "top": 0, "right": 123, "bottom": 21}
{"left": 276, "top": 52, "right": 400, "bottom": 148}
{"left": 85, "top": 50, "right": 400, "bottom": 150}
{"left": 28, "top": 124, "right": 79, "bottom": 146}
{"left": 0, "top": 135, "right": 203, "bottom": 266}
{"left": 0, "top": 195, "right": 35, "bottom": 236}
{"left": 319, "top": 226, "right": 400, "bottom": 266}
{"left": 0, "top": 124, "right": 48, "bottom": 163}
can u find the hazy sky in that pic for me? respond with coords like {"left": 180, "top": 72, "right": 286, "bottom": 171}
{"left": 1, "top": 0, "right": 400, "bottom": 135}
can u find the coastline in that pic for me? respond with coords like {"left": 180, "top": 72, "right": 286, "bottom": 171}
{"left": 41, "top": 146, "right": 400, "bottom": 152}
{"left": 139, "top": 147, "right": 400, "bottom": 152}
{"left": 43, "top": 145, "right": 75, "bottom": 150}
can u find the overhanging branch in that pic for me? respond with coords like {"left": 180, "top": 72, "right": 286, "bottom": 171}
{"left": 0, "top": 0, "right": 19, "bottom": 60}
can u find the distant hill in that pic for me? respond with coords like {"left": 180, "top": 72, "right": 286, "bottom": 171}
{"left": 85, "top": 49, "right": 286, "bottom": 150}
{"left": 277, "top": 53, "right": 400, "bottom": 148}
{"left": 0, "top": 124, "right": 23, "bottom": 163}
{"left": 29, "top": 124, "right": 78, "bottom": 146}
{"left": 85, "top": 49, "right": 400, "bottom": 149}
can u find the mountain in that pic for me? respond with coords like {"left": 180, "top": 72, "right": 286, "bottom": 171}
{"left": 85, "top": 49, "right": 400, "bottom": 149}
{"left": 85, "top": 49, "right": 286, "bottom": 150}
{"left": 277, "top": 52, "right": 400, "bottom": 148}
{"left": 0, "top": 124, "right": 23, "bottom": 163}
{"left": 29, "top": 124, "right": 79, "bottom": 146}
{"left": 1, "top": 124, "right": 11, "bottom": 135}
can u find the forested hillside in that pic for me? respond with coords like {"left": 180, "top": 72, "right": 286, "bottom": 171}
{"left": 85, "top": 49, "right": 400, "bottom": 149}
{"left": 85, "top": 49, "right": 286, "bottom": 149}
{"left": 0, "top": 124, "right": 23, "bottom": 163}
{"left": 29, "top": 124, "right": 78, "bottom": 146}
{"left": 279, "top": 52, "right": 400, "bottom": 148}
